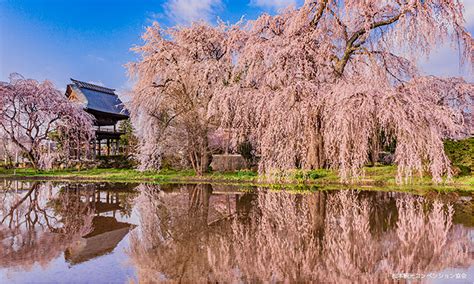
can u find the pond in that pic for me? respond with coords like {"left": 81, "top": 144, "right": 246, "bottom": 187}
{"left": 0, "top": 180, "right": 472, "bottom": 283}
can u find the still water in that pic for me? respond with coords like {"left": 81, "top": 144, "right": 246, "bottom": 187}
{"left": 0, "top": 180, "right": 472, "bottom": 283}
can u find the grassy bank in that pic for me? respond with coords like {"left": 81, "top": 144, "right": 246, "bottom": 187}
{"left": 0, "top": 166, "right": 472, "bottom": 191}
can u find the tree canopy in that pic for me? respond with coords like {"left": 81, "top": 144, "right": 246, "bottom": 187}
{"left": 0, "top": 74, "right": 94, "bottom": 169}
{"left": 129, "top": 0, "right": 473, "bottom": 182}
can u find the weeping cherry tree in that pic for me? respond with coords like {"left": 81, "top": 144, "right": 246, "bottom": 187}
{"left": 0, "top": 74, "right": 94, "bottom": 169}
{"left": 130, "top": 0, "right": 473, "bottom": 182}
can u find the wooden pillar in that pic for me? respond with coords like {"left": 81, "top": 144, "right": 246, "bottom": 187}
{"left": 111, "top": 139, "right": 115, "bottom": 155}
{"left": 98, "top": 139, "right": 101, "bottom": 156}
{"left": 107, "top": 139, "right": 110, "bottom": 156}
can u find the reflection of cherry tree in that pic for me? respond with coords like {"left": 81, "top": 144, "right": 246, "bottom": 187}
{"left": 129, "top": 188, "right": 471, "bottom": 282}
{"left": 211, "top": 191, "right": 321, "bottom": 282}
{"left": 0, "top": 182, "right": 93, "bottom": 269}
{"left": 389, "top": 197, "right": 468, "bottom": 275}
{"left": 129, "top": 183, "right": 235, "bottom": 283}
{"left": 215, "top": 191, "right": 471, "bottom": 282}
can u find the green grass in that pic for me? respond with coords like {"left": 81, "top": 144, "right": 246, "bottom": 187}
{"left": 0, "top": 165, "right": 472, "bottom": 192}
{"left": 0, "top": 168, "right": 196, "bottom": 182}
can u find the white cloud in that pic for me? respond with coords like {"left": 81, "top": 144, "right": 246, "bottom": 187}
{"left": 87, "top": 81, "right": 105, "bottom": 86}
{"left": 116, "top": 79, "right": 135, "bottom": 103}
{"left": 250, "top": 0, "right": 297, "bottom": 10}
{"left": 418, "top": 44, "right": 474, "bottom": 82}
{"left": 164, "top": 0, "right": 223, "bottom": 24}
{"left": 417, "top": 0, "right": 474, "bottom": 82}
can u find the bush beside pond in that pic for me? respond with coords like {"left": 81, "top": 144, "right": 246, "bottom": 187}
{"left": 444, "top": 138, "right": 474, "bottom": 176}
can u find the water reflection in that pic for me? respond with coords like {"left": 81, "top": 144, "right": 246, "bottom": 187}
{"left": 0, "top": 180, "right": 472, "bottom": 283}
{"left": 0, "top": 181, "right": 137, "bottom": 271}
{"left": 62, "top": 183, "right": 137, "bottom": 265}
{"left": 128, "top": 187, "right": 472, "bottom": 283}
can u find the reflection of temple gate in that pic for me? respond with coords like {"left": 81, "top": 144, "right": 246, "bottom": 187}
{"left": 83, "top": 189, "right": 122, "bottom": 218}
{"left": 65, "top": 216, "right": 133, "bottom": 265}
{"left": 64, "top": 184, "right": 137, "bottom": 265}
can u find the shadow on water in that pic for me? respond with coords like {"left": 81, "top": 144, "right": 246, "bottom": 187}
{"left": 0, "top": 180, "right": 472, "bottom": 283}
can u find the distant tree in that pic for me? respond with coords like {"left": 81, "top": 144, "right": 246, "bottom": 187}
{"left": 128, "top": 22, "right": 236, "bottom": 174}
{"left": 0, "top": 138, "right": 18, "bottom": 168}
{"left": 119, "top": 119, "right": 138, "bottom": 157}
{"left": 0, "top": 73, "right": 94, "bottom": 169}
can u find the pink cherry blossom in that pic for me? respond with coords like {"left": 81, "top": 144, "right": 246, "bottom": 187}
{"left": 129, "top": 1, "right": 473, "bottom": 182}
{"left": 0, "top": 73, "right": 94, "bottom": 169}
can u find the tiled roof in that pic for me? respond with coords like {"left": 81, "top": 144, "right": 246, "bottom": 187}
{"left": 69, "top": 79, "right": 129, "bottom": 117}
{"left": 70, "top": 79, "right": 116, "bottom": 95}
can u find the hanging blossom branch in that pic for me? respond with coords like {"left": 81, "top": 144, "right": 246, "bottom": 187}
{"left": 127, "top": 22, "right": 241, "bottom": 174}
{"left": 129, "top": 1, "right": 472, "bottom": 183}
{"left": 208, "top": 0, "right": 473, "bottom": 183}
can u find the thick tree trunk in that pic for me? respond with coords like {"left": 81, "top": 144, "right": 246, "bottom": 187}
{"left": 315, "top": 131, "right": 324, "bottom": 169}
{"left": 306, "top": 119, "right": 325, "bottom": 170}
{"left": 369, "top": 134, "right": 380, "bottom": 166}
{"left": 197, "top": 135, "right": 210, "bottom": 176}
{"left": 27, "top": 150, "right": 39, "bottom": 169}
{"left": 314, "top": 116, "right": 325, "bottom": 169}
{"left": 191, "top": 135, "right": 210, "bottom": 176}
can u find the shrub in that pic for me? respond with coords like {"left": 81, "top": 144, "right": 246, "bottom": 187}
{"left": 444, "top": 138, "right": 473, "bottom": 176}
{"left": 237, "top": 141, "right": 255, "bottom": 163}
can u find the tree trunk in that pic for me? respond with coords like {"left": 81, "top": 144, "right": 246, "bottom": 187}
{"left": 306, "top": 118, "right": 325, "bottom": 170}
{"left": 314, "top": 116, "right": 325, "bottom": 169}
{"left": 8, "top": 136, "right": 39, "bottom": 169}
{"left": 315, "top": 131, "right": 324, "bottom": 169}
{"left": 370, "top": 133, "right": 380, "bottom": 166}
{"left": 27, "top": 150, "right": 39, "bottom": 169}
{"left": 196, "top": 135, "right": 209, "bottom": 176}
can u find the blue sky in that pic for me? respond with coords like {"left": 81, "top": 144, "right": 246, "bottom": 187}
{"left": 1, "top": 0, "right": 473, "bottom": 96}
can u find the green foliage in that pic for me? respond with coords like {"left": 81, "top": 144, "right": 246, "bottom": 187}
{"left": 237, "top": 141, "right": 254, "bottom": 162}
{"left": 119, "top": 119, "right": 138, "bottom": 156}
{"left": 444, "top": 138, "right": 474, "bottom": 176}
{"left": 292, "top": 169, "right": 331, "bottom": 181}
{"left": 236, "top": 170, "right": 258, "bottom": 178}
